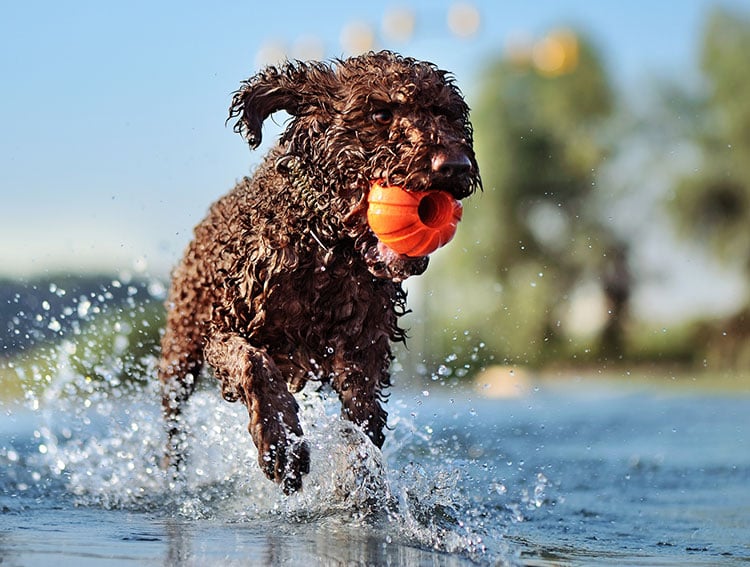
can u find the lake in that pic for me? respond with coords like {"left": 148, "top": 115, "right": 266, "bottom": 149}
{"left": 1, "top": 372, "right": 749, "bottom": 566}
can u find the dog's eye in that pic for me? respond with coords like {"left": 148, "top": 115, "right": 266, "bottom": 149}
{"left": 372, "top": 109, "right": 394, "bottom": 125}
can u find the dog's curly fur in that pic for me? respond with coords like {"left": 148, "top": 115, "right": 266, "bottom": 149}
{"left": 158, "top": 51, "right": 480, "bottom": 493}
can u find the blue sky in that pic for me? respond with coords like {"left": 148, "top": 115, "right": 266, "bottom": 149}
{"left": 1, "top": 1, "right": 748, "bottom": 318}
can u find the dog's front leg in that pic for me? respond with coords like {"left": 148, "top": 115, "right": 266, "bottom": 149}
{"left": 204, "top": 331, "right": 310, "bottom": 493}
{"left": 333, "top": 361, "right": 390, "bottom": 449}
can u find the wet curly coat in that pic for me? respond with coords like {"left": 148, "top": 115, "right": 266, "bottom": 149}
{"left": 158, "top": 51, "right": 480, "bottom": 493}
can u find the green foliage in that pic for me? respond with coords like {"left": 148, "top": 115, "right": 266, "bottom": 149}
{"left": 420, "top": 30, "right": 618, "bottom": 370}
{"left": 1, "top": 297, "right": 164, "bottom": 401}
{"left": 65, "top": 299, "right": 164, "bottom": 391}
{"left": 669, "top": 7, "right": 750, "bottom": 268}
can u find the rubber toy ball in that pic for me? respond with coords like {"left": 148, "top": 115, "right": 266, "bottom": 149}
{"left": 366, "top": 181, "right": 463, "bottom": 257}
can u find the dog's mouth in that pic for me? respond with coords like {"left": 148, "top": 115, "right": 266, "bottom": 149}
{"left": 344, "top": 193, "right": 430, "bottom": 283}
{"left": 363, "top": 240, "right": 429, "bottom": 282}
{"left": 358, "top": 179, "right": 464, "bottom": 281}
{"left": 347, "top": 153, "right": 479, "bottom": 281}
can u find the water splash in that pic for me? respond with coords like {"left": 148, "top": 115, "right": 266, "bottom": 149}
{"left": 2, "top": 279, "right": 561, "bottom": 564}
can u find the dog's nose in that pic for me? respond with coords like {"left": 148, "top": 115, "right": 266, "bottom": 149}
{"left": 431, "top": 150, "right": 472, "bottom": 178}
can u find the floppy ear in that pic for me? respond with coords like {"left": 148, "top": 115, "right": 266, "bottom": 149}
{"left": 228, "top": 61, "right": 333, "bottom": 149}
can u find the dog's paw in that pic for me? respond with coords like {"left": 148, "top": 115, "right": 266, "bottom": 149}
{"left": 255, "top": 418, "right": 310, "bottom": 494}
{"left": 282, "top": 438, "right": 311, "bottom": 494}
{"left": 259, "top": 437, "right": 310, "bottom": 494}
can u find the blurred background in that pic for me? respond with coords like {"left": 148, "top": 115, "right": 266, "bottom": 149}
{"left": 2, "top": 0, "right": 750, "bottom": 396}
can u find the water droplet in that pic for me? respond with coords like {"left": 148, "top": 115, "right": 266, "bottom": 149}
{"left": 77, "top": 299, "right": 91, "bottom": 318}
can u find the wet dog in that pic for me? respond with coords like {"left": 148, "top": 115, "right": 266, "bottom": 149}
{"left": 158, "top": 51, "right": 480, "bottom": 493}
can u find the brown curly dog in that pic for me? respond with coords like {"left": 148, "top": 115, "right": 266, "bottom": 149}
{"left": 158, "top": 51, "right": 480, "bottom": 493}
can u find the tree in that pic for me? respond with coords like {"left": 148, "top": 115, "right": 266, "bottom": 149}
{"left": 664, "top": 7, "right": 750, "bottom": 369}
{"left": 669, "top": 8, "right": 750, "bottom": 269}
{"left": 417, "top": 29, "right": 622, "bottom": 371}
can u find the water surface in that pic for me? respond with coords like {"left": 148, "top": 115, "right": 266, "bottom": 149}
{"left": 1, "top": 370, "right": 748, "bottom": 566}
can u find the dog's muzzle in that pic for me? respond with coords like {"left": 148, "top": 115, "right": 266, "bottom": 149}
{"left": 364, "top": 241, "right": 429, "bottom": 282}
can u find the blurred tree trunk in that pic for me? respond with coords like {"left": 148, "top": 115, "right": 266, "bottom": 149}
{"left": 599, "top": 243, "right": 631, "bottom": 360}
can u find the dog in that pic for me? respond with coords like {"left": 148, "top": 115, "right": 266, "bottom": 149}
{"left": 158, "top": 51, "right": 480, "bottom": 493}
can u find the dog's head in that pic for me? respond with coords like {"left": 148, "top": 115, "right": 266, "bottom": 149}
{"left": 229, "top": 50, "right": 481, "bottom": 282}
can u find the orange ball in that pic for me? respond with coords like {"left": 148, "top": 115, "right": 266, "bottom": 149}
{"left": 366, "top": 181, "right": 463, "bottom": 257}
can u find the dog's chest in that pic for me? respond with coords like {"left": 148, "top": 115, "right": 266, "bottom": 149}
{"left": 263, "top": 258, "right": 394, "bottom": 354}
{"left": 256, "top": 259, "right": 396, "bottom": 387}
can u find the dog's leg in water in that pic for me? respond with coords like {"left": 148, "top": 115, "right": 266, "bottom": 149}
{"left": 204, "top": 331, "right": 311, "bottom": 493}
{"left": 158, "top": 346, "right": 200, "bottom": 480}
{"left": 333, "top": 366, "right": 389, "bottom": 450}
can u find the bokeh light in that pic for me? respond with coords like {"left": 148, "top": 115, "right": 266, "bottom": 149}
{"left": 532, "top": 29, "right": 579, "bottom": 77}
{"left": 255, "top": 40, "right": 287, "bottom": 67}
{"left": 447, "top": 2, "right": 481, "bottom": 39}
{"left": 382, "top": 6, "right": 416, "bottom": 43}
{"left": 340, "top": 20, "right": 376, "bottom": 55}
{"left": 291, "top": 34, "right": 326, "bottom": 61}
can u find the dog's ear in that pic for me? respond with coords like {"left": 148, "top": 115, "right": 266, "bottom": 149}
{"left": 228, "top": 61, "right": 333, "bottom": 149}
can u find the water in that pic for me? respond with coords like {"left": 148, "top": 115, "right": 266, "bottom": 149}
{"left": 2, "top": 368, "right": 748, "bottom": 566}
{"left": 1, "top": 280, "right": 749, "bottom": 565}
